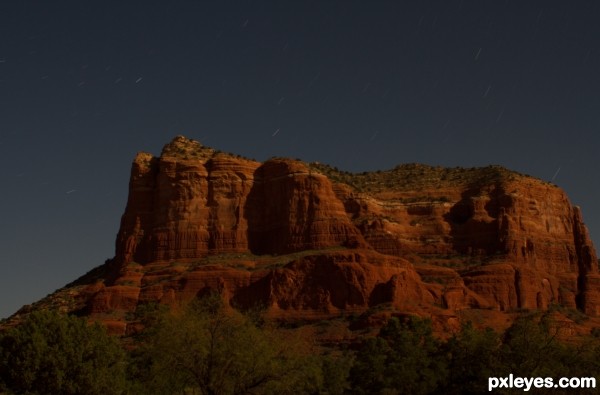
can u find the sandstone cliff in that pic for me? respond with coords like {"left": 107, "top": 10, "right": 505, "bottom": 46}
{"left": 9, "top": 136, "right": 599, "bottom": 335}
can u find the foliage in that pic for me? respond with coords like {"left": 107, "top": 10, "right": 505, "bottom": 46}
{"left": 309, "top": 162, "right": 526, "bottom": 193}
{"left": 498, "top": 313, "right": 564, "bottom": 377}
{"left": 442, "top": 322, "right": 501, "bottom": 395}
{"left": 0, "top": 310, "right": 127, "bottom": 395}
{"left": 132, "top": 295, "right": 320, "bottom": 394}
{"left": 349, "top": 313, "right": 600, "bottom": 395}
{"left": 316, "top": 353, "right": 354, "bottom": 395}
{"left": 349, "top": 316, "right": 447, "bottom": 395}
{"left": 6, "top": 305, "right": 600, "bottom": 394}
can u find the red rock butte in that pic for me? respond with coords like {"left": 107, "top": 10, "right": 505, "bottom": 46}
{"left": 10, "top": 136, "right": 600, "bottom": 335}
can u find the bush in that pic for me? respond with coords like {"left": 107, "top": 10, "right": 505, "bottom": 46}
{"left": 349, "top": 316, "right": 447, "bottom": 395}
{"left": 133, "top": 295, "right": 320, "bottom": 394}
{"left": 0, "top": 311, "right": 127, "bottom": 395}
{"left": 443, "top": 322, "right": 501, "bottom": 395}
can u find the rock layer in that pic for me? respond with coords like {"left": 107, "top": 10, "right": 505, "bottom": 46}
{"left": 115, "top": 138, "right": 365, "bottom": 266}
{"left": 11, "top": 136, "right": 598, "bottom": 335}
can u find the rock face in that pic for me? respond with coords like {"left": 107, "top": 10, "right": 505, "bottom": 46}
{"left": 115, "top": 137, "right": 365, "bottom": 265}
{"left": 15, "top": 136, "right": 599, "bottom": 334}
{"left": 322, "top": 164, "right": 600, "bottom": 316}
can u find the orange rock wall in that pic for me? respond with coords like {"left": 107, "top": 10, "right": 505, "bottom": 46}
{"left": 88, "top": 137, "right": 600, "bottom": 334}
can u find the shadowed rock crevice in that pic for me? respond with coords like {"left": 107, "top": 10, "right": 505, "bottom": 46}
{"left": 245, "top": 159, "right": 365, "bottom": 256}
{"left": 443, "top": 184, "right": 501, "bottom": 255}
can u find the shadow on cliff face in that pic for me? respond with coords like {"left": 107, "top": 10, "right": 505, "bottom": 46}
{"left": 244, "top": 160, "right": 362, "bottom": 255}
{"left": 245, "top": 160, "right": 319, "bottom": 255}
{"left": 244, "top": 161, "right": 285, "bottom": 255}
{"left": 230, "top": 275, "right": 272, "bottom": 311}
{"left": 443, "top": 183, "right": 508, "bottom": 256}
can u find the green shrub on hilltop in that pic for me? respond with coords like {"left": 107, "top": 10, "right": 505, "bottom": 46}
{"left": 309, "top": 162, "right": 526, "bottom": 193}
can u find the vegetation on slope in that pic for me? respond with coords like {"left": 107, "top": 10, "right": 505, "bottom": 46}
{"left": 3, "top": 297, "right": 600, "bottom": 394}
{"left": 0, "top": 311, "right": 126, "bottom": 395}
{"left": 309, "top": 162, "right": 530, "bottom": 193}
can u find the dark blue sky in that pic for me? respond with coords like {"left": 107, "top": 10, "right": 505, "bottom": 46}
{"left": 1, "top": 1, "right": 599, "bottom": 318}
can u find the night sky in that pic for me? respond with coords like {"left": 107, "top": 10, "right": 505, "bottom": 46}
{"left": 1, "top": 1, "right": 599, "bottom": 318}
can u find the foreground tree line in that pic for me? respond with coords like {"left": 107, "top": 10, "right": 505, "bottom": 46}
{"left": 2, "top": 299, "right": 600, "bottom": 395}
